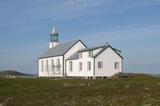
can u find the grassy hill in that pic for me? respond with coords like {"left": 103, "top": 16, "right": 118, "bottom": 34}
{"left": 0, "top": 75, "right": 160, "bottom": 106}
{"left": 0, "top": 70, "right": 35, "bottom": 78}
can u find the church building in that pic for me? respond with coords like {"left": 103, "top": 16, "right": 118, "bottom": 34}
{"left": 38, "top": 27, "right": 123, "bottom": 78}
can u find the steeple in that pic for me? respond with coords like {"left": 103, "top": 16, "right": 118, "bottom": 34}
{"left": 51, "top": 26, "right": 58, "bottom": 36}
{"left": 49, "top": 26, "right": 59, "bottom": 48}
{"left": 50, "top": 26, "right": 58, "bottom": 42}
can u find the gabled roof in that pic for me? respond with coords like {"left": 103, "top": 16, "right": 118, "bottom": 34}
{"left": 78, "top": 45, "right": 105, "bottom": 52}
{"left": 112, "top": 48, "right": 121, "bottom": 53}
{"left": 67, "top": 46, "right": 105, "bottom": 60}
{"left": 94, "top": 45, "right": 123, "bottom": 59}
{"left": 38, "top": 40, "right": 82, "bottom": 59}
{"left": 67, "top": 45, "right": 123, "bottom": 60}
{"left": 67, "top": 52, "right": 79, "bottom": 60}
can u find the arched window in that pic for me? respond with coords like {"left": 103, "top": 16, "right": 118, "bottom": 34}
{"left": 46, "top": 60, "right": 49, "bottom": 71}
{"left": 57, "top": 59, "right": 61, "bottom": 70}
{"left": 51, "top": 59, "right": 54, "bottom": 70}
{"left": 57, "top": 59, "right": 60, "bottom": 66}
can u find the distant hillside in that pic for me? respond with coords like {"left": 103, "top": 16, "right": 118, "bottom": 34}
{"left": 152, "top": 74, "right": 160, "bottom": 77}
{"left": 0, "top": 70, "right": 35, "bottom": 77}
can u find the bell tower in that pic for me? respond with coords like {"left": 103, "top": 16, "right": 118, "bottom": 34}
{"left": 49, "top": 26, "right": 59, "bottom": 48}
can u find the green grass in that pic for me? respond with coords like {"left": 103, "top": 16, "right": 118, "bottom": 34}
{"left": 0, "top": 75, "right": 160, "bottom": 106}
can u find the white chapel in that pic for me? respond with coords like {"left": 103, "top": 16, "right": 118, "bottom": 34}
{"left": 38, "top": 27, "right": 123, "bottom": 78}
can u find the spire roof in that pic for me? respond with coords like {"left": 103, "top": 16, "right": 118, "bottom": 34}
{"left": 51, "top": 26, "right": 58, "bottom": 35}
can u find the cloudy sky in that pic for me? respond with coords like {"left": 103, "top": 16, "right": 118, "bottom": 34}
{"left": 0, "top": 0, "right": 160, "bottom": 74}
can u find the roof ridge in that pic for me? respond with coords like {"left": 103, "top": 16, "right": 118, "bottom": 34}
{"left": 94, "top": 45, "right": 123, "bottom": 59}
{"left": 78, "top": 45, "right": 106, "bottom": 52}
{"left": 88, "top": 45, "right": 106, "bottom": 49}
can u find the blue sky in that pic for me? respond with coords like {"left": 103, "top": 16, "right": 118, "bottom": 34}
{"left": 0, "top": 0, "right": 160, "bottom": 74}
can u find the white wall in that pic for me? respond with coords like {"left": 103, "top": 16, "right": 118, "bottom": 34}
{"left": 39, "top": 40, "right": 86, "bottom": 77}
{"left": 64, "top": 41, "right": 86, "bottom": 59}
{"left": 49, "top": 42, "right": 58, "bottom": 48}
{"left": 38, "top": 56, "right": 63, "bottom": 77}
{"left": 66, "top": 51, "right": 94, "bottom": 77}
{"left": 93, "top": 48, "right": 103, "bottom": 56}
{"left": 64, "top": 41, "right": 86, "bottom": 76}
{"left": 39, "top": 41, "right": 123, "bottom": 77}
{"left": 95, "top": 47, "right": 122, "bottom": 77}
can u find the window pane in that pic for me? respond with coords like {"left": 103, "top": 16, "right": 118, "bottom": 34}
{"left": 57, "top": 59, "right": 61, "bottom": 70}
{"left": 79, "top": 62, "right": 82, "bottom": 71}
{"left": 69, "top": 61, "right": 72, "bottom": 71}
{"left": 51, "top": 59, "right": 54, "bottom": 71}
{"left": 115, "top": 62, "right": 119, "bottom": 69}
{"left": 88, "top": 51, "right": 92, "bottom": 57}
{"left": 88, "top": 62, "right": 91, "bottom": 71}
{"left": 98, "top": 61, "right": 103, "bottom": 69}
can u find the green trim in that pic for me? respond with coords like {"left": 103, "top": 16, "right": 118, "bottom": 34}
{"left": 63, "top": 39, "right": 87, "bottom": 55}
{"left": 112, "top": 48, "right": 121, "bottom": 53}
{"left": 66, "top": 58, "right": 79, "bottom": 61}
{"left": 78, "top": 46, "right": 105, "bottom": 53}
{"left": 109, "top": 45, "right": 123, "bottom": 59}
{"left": 93, "top": 47, "right": 106, "bottom": 58}
{"left": 112, "top": 47, "right": 121, "bottom": 53}
{"left": 79, "top": 40, "right": 88, "bottom": 48}
{"left": 94, "top": 45, "right": 123, "bottom": 59}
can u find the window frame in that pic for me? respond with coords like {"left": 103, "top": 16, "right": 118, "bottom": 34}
{"left": 79, "top": 52, "right": 82, "bottom": 58}
{"left": 79, "top": 62, "right": 82, "bottom": 71}
{"left": 51, "top": 59, "right": 54, "bottom": 71}
{"left": 46, "top": 60, "right": 49, "bottom": 71}
{"left": 87, "top": 61, "right": 91, "bottom": 71}
{"left": 114, "top": 62, "right": 119, "bottom": 69}
{"left": 98, "top": 61, "right": 103, "bottom": 69}
{"left": 57, "top": 59, "right": 61, "bottom": 71}
{"left": 88, "top": 51, "right": 93, "bottom": 58}
{"left": 69, "top": 61, "right": 73, "bottom": 71}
